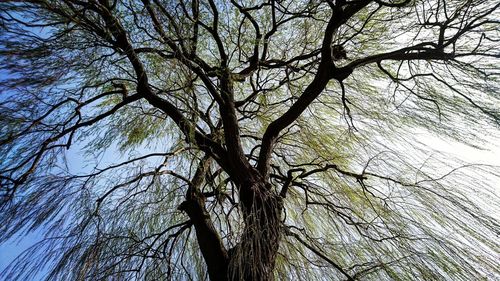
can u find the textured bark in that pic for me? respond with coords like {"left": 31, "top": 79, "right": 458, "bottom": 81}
{"left": 228, "top": 181, "right": 283, "bottom": 281}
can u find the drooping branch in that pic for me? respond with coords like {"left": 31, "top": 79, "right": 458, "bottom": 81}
{"left": 284, "top": 228, "right": 355, "bottom": 281}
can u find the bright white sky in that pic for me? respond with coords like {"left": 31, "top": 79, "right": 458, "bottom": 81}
{"left": 418, "top": 133, "right": 500, "bottom": 182}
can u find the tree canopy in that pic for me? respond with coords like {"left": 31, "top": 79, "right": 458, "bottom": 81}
{"left": 0, "top": 0, "right": 499, "bottom": 280}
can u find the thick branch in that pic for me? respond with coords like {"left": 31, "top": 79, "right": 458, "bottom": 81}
{"left": 257, "top": 1, "right": 371, "bottom": 178}
{"left": 179, "top": 156, "right": 229, "bottom": 281}
{"left": 95, "top": 1, "right": 231, "bottom": 169}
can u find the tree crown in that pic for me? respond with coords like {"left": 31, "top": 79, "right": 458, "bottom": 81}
{"left": 0, "top": 0, "right": 499, "bottom": 280}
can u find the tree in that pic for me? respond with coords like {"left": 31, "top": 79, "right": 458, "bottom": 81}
{"left": 0, "top": 0, "right": 499, "bottom": 280}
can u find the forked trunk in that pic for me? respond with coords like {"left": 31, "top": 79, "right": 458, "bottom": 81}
{"left": 184, "top": 158, "right": 283, "bottom": 280}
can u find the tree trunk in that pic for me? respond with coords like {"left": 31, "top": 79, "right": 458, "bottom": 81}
{"left": 181, "top": 159, "right": 283, "bottom": 281}
{"left": 227, "top": 181, "right": 283, "bottom": 281}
